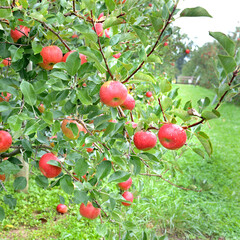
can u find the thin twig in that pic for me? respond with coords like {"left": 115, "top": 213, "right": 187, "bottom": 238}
{"left": 130, "top": 111, "right": 134, "bottom": 122}
{"left": 90, "top": 10, "right": 114, "bottom": 79}
{"left": 33, "top": 18, "right": 71, "bottom": 51}
{"left": 72, "top": 0, "right": 75, "bottom": 12}
{"left": 117, "top": 106, "right": 126, "bottom": 118}
{"left": 158, "top": 97, "right": 167, "bottom": 122}
{"left": 140, "top": 173, "right": 202, "bottom": 192}
{"left": 121, "top": 1, "right": 179, "bottom": 84}
{"left": 0, "top": 181, "right": 7, "bottom": 192}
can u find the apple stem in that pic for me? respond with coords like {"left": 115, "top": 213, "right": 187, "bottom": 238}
{"left": 140, "top": 173, "right": 202, "bottom": 192}
{"left": 33, "top": 18, "right": 71, "bottom": 52}
{"left": 117, "top": 106, "right": 126, "bottom": 118}
{"left": 158, "top": 97, "right": 167, "bottom": 122}
{"left": 90, "top": 11, "right": 114, "bottom": 80}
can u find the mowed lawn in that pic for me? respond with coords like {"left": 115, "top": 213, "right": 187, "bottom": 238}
{"left": 0, "top": 84, "right": 239, "bottom": 240}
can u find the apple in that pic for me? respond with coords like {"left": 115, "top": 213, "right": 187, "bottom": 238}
{"left": 105, "top": 28, "right": 110, "bottom": 39}
{"left": 122, "top": 191, "right": 133, "bottom": 206}
{"left": 39, "top": 46, "right": 63, "bottom": 70}
{"left": 171, "top": 63, "right": 175, "bottom": 66}
{"left": 56, "top": 204, "right": 68, "bottom": 214}
{"left": 99, "top": 81, "right": 128, "bottom": 107}
{"left": 92, "top": 23, "right": 103, "bottom": 37}
{"left": 62, "top": 50, "right": 87, "bottom": 65}
{"left": 185, "top": 49, "right": 190, "bottom": 54}
{"left": 146, "top": 91, "right": 152, "bottom": 98}
{"left": 118, "top": 177, "right": 132, "bottom": 190}
{"left": 38, "top": 104, "right": 45, "bottom": 113}
{"left": 133, "top": 131, "right": 157, "bottom": 151}
{"left": 98, "top": 12, "right": 104, "bottom": 20}
{"left": 158, "top": 123, "right": 187, "bottom": 150}
{"left": 120, "top": 94, "right": 135, "bottom": 111}
{"left": 79, "top": 202, "right": 101, "bottom": 219}
{"left": 0, "top": 92, "right": 11, "bottom": 102}
{"left": 11, "top": 25, "right": 30, "bottom": 42}
{"left": 82, "top": 83, "right": 87, "bottom": 87}
{"left": 2, "top": 58, "right": 11, "bottom": 66}
{"left": 82, "top": 144, "right": 94, "bottom": 153}
{"left": 71, "top": 34, "right": 78, "bottom": 38}
{"left": 39, "top": 153, "right": 62, "bottom": 178}
{"left": 61, "top": 118, "right": 87, "bottom": 140}
{"left": 0, "top": 130, "right": 12, "bottom": 153}
{"left": 113, "top": 53, "right": 121, "bottom": 59}
{"left": 148, "top": 3, "right": 152, "bottom": 7}
{"left": 0, "top": 174, "right": 6, "bottom": 181}
{"left": 164, "top": 42, "right": 168, "bottom": 47}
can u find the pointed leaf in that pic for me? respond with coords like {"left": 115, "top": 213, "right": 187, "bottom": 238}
{"left": 65, "top": 51, "right": 81, "bottom": 76}
{"left": 180, "top": 7, "right": 212, "bottom": 18}
{"left": 20, "top": 80, "right": 37, "bottom": 106}
{"left": 108, "top": 171, "right": 130, "bottom": 183}
{"left": 13, "top": 177, "right": 27, "bottom": 191}
{"left": 196, "top": 131, "right": 212, "bottom": 157}
{"left": 95, "top": 161, "right": 112, "bottom": 180}
{"left": 218, "top": 55, "right": 236, "bottom": 74}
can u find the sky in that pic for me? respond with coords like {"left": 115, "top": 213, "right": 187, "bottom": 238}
{"left": 175, "top": 0, "right": 240, "bottom": 47}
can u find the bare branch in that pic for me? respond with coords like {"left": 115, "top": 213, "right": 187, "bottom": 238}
{"left": 158, "top": 97, "right": 167, "bottom": 122}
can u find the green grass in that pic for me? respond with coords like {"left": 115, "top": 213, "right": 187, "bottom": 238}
{"left": 1, "top": 84, "right": 240, "bottom": 239}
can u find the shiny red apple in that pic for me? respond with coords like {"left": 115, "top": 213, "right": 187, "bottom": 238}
{"left": 122, "top": 191, "right": 133, "bottom": 206}
{"left": 0, "top": 92, "right": 11, "bottom": 102}
{"left": 92, "top": 23, "right": 103, "bottom": 37}
{"left": 164, "top": 42, "right": 168, "bottom": 46}
{"left": 120, "top": 94, "right": 135, "bottom": 110}
{"left": 113, "top": 53, "right": 121, "bottom": 59}
{"left": 11, "top": 25, "right": 30, "bottom": 42}
{"left": 39, "top": 153, "right": 62, "bottom": 178}
{"left": 158, "top": 123, "right": 187, "bottom": 150}
{"left": 185, "top": 49, "right": 190, "bottom": 54}
{"left": 99, "top": 81, "right": 128, "bottom": 107}
{"left": 133, "top": 131, "right": 157, "bottom": 151}
{"left": 146, "top": 91, "right": 152, "bottom": 98}
{"left": 56, "top": 204, "right": 68, "bottom": 214}
{"left": 118, "top": 177, "right": 132, "bottom": 190}
{"left": 62, "top": 50, "right": 87, "bottom": 65}
{"left": 0, "top": 130, "right": 12, "bottom": 153}
{"left": 79, "top": 202, "right": 101, "bottom": 219}
{"left": 2, "top": 58, "right": 11, "bottom": 66}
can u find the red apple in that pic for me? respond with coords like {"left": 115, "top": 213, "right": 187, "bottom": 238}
{"left": 61, "top": 118, "right": 87, "bottom": 140}
{"left": 11, "top": 25, "right": 30, "bottom": 42}
{"left": 82, "top": 144, "right": 94, "bottom": 153}
{"left": 72, "top": 34, "right": 78, "bottom": 38}
{"left": 79, "top": 202, "right": 101, "bottom": 219}
{"left": 39, "top": 46, "right": 63, "bottom": 70}
{"left": 148, "top": 3, "right": 152, "bottom": 7}
{"left": 146, "top": 91, "right": 152, "bottom": 98}
{"left": 120, "top": 94, "right": 135, "bottom": 110}
{"left": 0, "top": 130, "right": 12, "bottom": 153}
{"left": 2, "top": 58, "right": 11, "bottom": 66}
{"left": 105, "top": 28, "right": 110, "bottom": 39}
{"left": 164, "top": 42, "right": 168, "bottom": 47}
{"left": 133, "top": 131, "right": 157, "bottom": 151}
{"left": 122, "top": 191, "right": 133, "bottom": 206}
{"left": 62, "top": 50, "right": 87, "bottom": 65}
{"left": 39, "top": 153, "right": 62, "bottom": 178}
{"left": 0, "top": 174, "right": 6, "bottom": 181}
{"left": 0, "top": 92, "right": 11, "bottom": 102}
{"left": 100, "top": 81, "right": 128, "bottom": 107}
{"left": 38, "top": 104, "right": 45, "bottom": 113}
{"left": 185, "top": 49, "right": 190, "bottom": 54}
{"left": 82, "top": 83, "right": 87, "bottom": 87}
{"left": 158, "top": 123, "right": 187, "bottom": 150}
{"left": 92, "top": 23, "right": 103, "bottom": 37}
{"left": 118, "top": 177, "right": 132, "bottom": 190}
{"left": 56, "top": 204, "right": 68, "bottom": 214}
{"left": 113, "top": 53, "right": 121, "bottom": 59}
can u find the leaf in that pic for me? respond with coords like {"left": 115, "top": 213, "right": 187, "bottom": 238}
{"left": 13, "top": 177, "right": 27, "bottom": 191}
{"left": 192, "top": 148, "right": 205, "bottom": 158}
{"left": 103, "top": 17, "right": 122, "bottom": 29}
{"left": 133, "top": 72, "right": 156, "bottom": 83}
{"left": 20, "top": 80, "right": 37, "bottom": 106}
{"left": 108, "top": 171, "right": 130, "bottom": 183}
{"left": 218, "top": 55, "right": 237, "bottom": 75}
{"left": 0, "top": 207, "right": 5, "bottom": 221}
{"left": 43, "top": 111, "right": 54, "bottom": 125}
{"left": 105, "top": 0, "right": 116, "bottom": 11}
{"left": 65, "top": 51, "right": 81, "bottom": 76}
{"left": 32, "top": 41, "right": 42, "bottom": 54}
{"left": 209, "top": 32, "right": 235, "bottom": 56}
{"left": 73, "top": 190, "right": 88, "bottom": 205}
{"left": 150, "top": 16, "right": 163, "bottom": 32}
{"left": 0, "top": 161, "right": 21, "bottom": 175}
{"left": 47, "top": 160, "right": 61, "bottom": 168}
{"left": 0, "top": 102, "right": 12, "bottom": 112}
{"left": 170, "top": 109, "right": 191, "bottom": 122}
{"left": 123, "top": 221, "right": 138, "bottom": 232}
{"left": 201, "top": 109, "right": 220, "bottom": 120}
{"left": 8, "top": 45, "right": 24, "bottom": 62}
{"left": 60, "top": 175, "right": 74, "bottom": 195}
{"left": 146, "top": 55, "right": 162, "bottom": 63}
{"left": 180, "top": 7, "right": 212, "bottom": 18}
{"left": 77, "top": 89, "right": 92, "bottom": 105}
{"left": 95, "top": 161, "right": 112, "bottom": 180}
{"left": 132, "top": 26, "right": 148, "bottom": 47}
{"left": 4, "top": 195, "right": 17, "bottom": 210}
{"left": 35, "top": 175, "right": 49, "bottom": 188}
{"left": 50, "top": 71, "right": 70, "bottom": 81}
{"left": 196, "top": 131, "right": 213, "bottom": 157}
{"left": 197, "top": 97, "right": 210, "bottom": 112}
{"left": 160, "top": 79, "right": 172, "bottom": 93}
{"left": 74, "top": 158, "right": 89, "bottom": 178}
{"left": 130, "top": 156, "right": 141, "bottom": 175}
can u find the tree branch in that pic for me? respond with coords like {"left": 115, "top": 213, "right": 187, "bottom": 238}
{"left": 121, "top": 2, "right": 179, "bottom": 84}
{"left": 90, "top": 11, "right": 114, "bottom": 80}
{"left": 158, "top": 97, "right": 167, "bottom": 122}
{"left": 33, "top": 18, "right": 71, "bottom": 51}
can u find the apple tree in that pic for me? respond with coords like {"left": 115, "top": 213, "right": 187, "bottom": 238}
{"left": 0, "top": 0, "right": 240, "bottom": 238}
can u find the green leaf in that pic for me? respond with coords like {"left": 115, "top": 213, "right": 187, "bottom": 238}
{"left": 77, "top": 89, "right": 92, "bottom": 105}
{"left": 202, "top": 109, "right": 220, "bottom": 120}
{"left": 43, "top": 111, "right": 54, "bottom": 125}
{"left": 196, "top": 131, "right": 213, "bottom": 157}
{"left": 4, "top": 195, "right": 17, "bottom": 210}
{"left": 133, "top": 72, "right": 156, "bottom": 83}
{"left": 103, "top": 17, "right": 122, "bottom": 29}
{"left": 24, "top": 120, "right": 39, "bottom": 135}
{"left": 197, "top": 97, "right": 210, "bottom": 112}
{"left": 0, "top": 161, "right": 20, "bottom": 175}
{"left": 235, "top": 48, "right": 240, "bottom": 65}
{"left": 146, "top": 55, "right": 162, "bottom": 64}
{"left": 0, "top": 207, "right": 5, "bottom": 221}
{"left": 74, "top": 158, "right": 89, "bottom": 178}
{"left": 8, "top": 45, "right": 24, "bottom": 62}
{"left": 60, "top": 175, "right": 74, "bottom": 195}
{"left": 47, "top": 160, "right": 61, "bottom": 168}
{"left": 108, "top": 171, "right": 130, "bottom": 183}
{"left": 132, "top": 26, "right": 148, "bottom": 47}
{"left": 50, "top": 71, "right": 70, "bottom": 81}
{"left": 95, "top": 161, "right": 112, "bottom": 180}
{"left": 20, "top": 80, "right": 37, "bottom": 106}
{"left": 0, "top": 102, "right": 12, "bottom": 112}
{"left": 32, "top": 41, "right": 42, "bottom": 54}
{"left": 73, "top": 190, "right": 89, "bottom": 205}
{"left": 209, "top": 32, "right": 235, "bottom": 56}
{"left": 35, "top": 175, "right": 49, "bottom": 188}
{"left": 160, "top": 79, "right": 172, "bottom": 93}
{"left": 130, "top": 156, "right": 141, "bottom": 175}
{"left": 7, "top": 115, "right": 22, "bottom": 131}
{"left": 123, "top": 221, "right": 138, "bottom": 232}
{"left": 150, "top": 16, "right": 163, "bottom": 32}
{"left": 192, "top": 148, "right": 205, "bottom": 158}
{"left": 105, "top": 0, "right": 116, "bottom": 11}
{"left": 170, "top": 109, "right": 191, "bottom": 122}
{"left": 218, "top": 55, "right": 237, "bottom": 74}
{"left": 65, "top": 51, "right": 81, "bottom": 76}
{"left": 180, "top": 7, "right": 212, "bottom": 18}
{"left": 13, "top": 177, "right": 27, "bottom": 191}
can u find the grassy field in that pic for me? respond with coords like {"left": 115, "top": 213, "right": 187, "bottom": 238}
{"left": 0, "top": 84, "right": 239, "bottom": 239}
